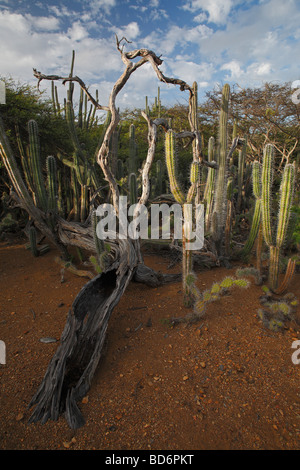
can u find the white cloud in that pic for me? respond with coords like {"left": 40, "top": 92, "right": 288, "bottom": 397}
{"left": 25, "top": 14, "right": 60, "bottom": 31}
{"left": 182, "top": 0, "right": 234, "bottom": 24}
{"left": 67, "top": 22, "right": 89, "bottom": 41}
{"left": 221, "top": 60, "right": 243, "bottom": 80}
{"left": 0, "top": 9, "right": 121, "bottom": 86}
{"left": 193, "top": 12, "right": 208, "bottom": 23}
{"left": 168, "top": 58, "right": 215, "bottom": 86}
{"left": 142, "top": 23, "right": 213, "bottom": 56}
{"left": 88, "top": 0, "right": 116, "bottom": 15}
{"left": 112, "top": 22, "right": 140, "bottom": 41}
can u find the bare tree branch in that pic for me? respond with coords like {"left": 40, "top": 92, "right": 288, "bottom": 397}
{"left": 32, "top": 69, "right": 110, "bottom": 112}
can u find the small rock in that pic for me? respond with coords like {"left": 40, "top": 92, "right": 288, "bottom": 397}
{"left": 39, "top": 337, "right": 58, "bottom": 343}
{"left": 200, "top": 362, "right": 206, "bottom": 368}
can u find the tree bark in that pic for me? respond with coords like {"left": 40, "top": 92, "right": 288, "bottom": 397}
{"left": 28, "top": 238, "right": 138, "bottom": 428}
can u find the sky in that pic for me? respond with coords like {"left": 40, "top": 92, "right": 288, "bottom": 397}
{"left": 0, "top": 0, "right": 299, "bottom": 114}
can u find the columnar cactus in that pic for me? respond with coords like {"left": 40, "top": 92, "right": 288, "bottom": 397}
{"left": 261, "top": 144, "right": 295, "bottom": 291}
{"left": 225, "top": 177, "right": 234, "bottom": 256}
{"left": 203, "top": 136, "right": 216, "bottom": 231}
{"left": 128, "top": 124, "right": 137, "bottom": 175}
{"left": 155, "top": 159, "right": 163, "bottom": 196}
{"left": 165, "top": 128, "right": 200, "bottom": 307}
{"left": 46, "top": 155, "right": 58, "bottom": 214}
{"left": 129, "top": 172, "right": 137, "bottom": 206}
{"left": 211, "top": 84, "right": 230, "bottom": 247}
{"left": 240, "top": 160, "right": 262, "bottom": 259}
{"left": 237, "top": 135, "right": 247, "bottom": 212}
{"left": 28, "top": 120, "right": 48, "bottom": 213}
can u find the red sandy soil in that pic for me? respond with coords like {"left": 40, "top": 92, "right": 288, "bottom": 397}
{"left": 0, "top": 235, "right": 299, "bottom": 450}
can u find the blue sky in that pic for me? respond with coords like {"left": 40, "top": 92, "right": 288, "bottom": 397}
{"left": 0, "top": 0, "right": 299, "bottom": 113}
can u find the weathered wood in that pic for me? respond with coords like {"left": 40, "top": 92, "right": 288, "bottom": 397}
{"left": 28, "top": 237, "right": 181, "bottom": 428}
{"left": 28, "top": 238, "right": 138, "bottom": 429}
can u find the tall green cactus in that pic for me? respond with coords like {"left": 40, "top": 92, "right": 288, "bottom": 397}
{"left": 46, "top": 155, "right": 58, "bottom": 214}
{"left": 155, "top": 159, "right": 164, "bottom": 196}
{"left": 211, "top": 84, "right": 230, "bottom": 248}
{"left": 129, "top": 172, "right": 137, "bottom": 206}
{"left": 225, "top": 177, "right": 234, "bottom": 256}
{"left": 128, "top": 124, "right": 137, "bottom": 175}
{"left": 237, "top": 135, "right": 247, "bottom": 212}
{"left": 261, "top": 144, "right": 295, "bottom": 291}
{"left": 240, "top": 160, "right": 262, "bottom": 259}
{"left": 203, "top": 136, "right": 216, "bottom": 231}
{"left": 165, "top": 129, "right": 200, "bottom": 307}
{"left": 28, "top": 120, "right": 48, "bottom": 213}
{"left": 165, "top": 130, "right": 185, "bottom": 205}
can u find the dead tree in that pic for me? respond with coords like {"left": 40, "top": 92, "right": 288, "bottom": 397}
{"left": 0, "top": 37, "right": 209, "bottom": 428}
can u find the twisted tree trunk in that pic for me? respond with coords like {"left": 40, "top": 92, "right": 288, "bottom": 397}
{"left": 28, "top": 239, "right": 137, "bottom": 428}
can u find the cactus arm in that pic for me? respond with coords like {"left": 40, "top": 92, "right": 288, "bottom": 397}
{"left": 241, "top": 199, "right": 261, "bottom": 258}
{"left": 276, "top": 163, "right": 295, "bottom": 248}
{"left": 203, "top": 136, "right": 215, "bottom": 231}
{"left": 261, "top": 144, "right": 274, "bottom": 247}
{"left": 165, "top": 130, "right": 185, "bottom": 205}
